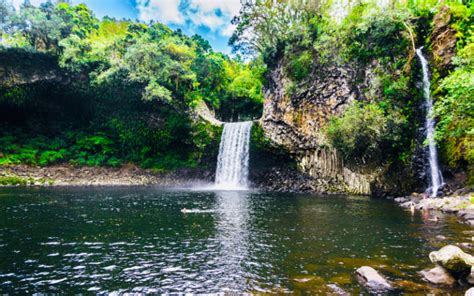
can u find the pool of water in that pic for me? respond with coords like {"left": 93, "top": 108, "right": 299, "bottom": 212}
{"left": 0, "top": 187, "right": 471, "bottom": 294}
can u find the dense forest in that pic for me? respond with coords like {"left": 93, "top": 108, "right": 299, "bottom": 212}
{"left": 0, "top": 0, "right": 264, "bottom": 171}
{"left": 229, "top": 0, "right": 472, "bottom": 188}
{"left": 0, "top": 0, "right": 472, "bottom": 187}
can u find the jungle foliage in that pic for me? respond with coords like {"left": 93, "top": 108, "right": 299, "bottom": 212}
{"left": 231, "top": 0, "right": 473, "bottom": 181}
{"left": 0, "top": 0, "right": 262, "bottom": 170}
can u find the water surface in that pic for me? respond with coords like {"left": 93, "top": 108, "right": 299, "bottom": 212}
{"left": 0, "top": 187, "right": 471, "bottom": 294}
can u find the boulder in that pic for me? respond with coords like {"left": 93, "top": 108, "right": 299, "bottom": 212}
{"left": 327, "top": 284, "right": 349, "bottom": 296}
{"left": 467, "top": 266, "right": 474, "bottom": 285}
{"left": 395, "top": 197, "right": 408, "bottom": 203}
{"left": 466, "top": 287, "right": 474, "bottom": 296}
{"left": 355, "top": 266, "right": 392, "bottom": 292}
{"left": 420, "top": 266, "right": 456, "bottom": 286}
{"left": 429, "top": 245, "right": 474, "bottom": 273}
{"left": 401, "top": 201, "right": 414, "bottom": 208}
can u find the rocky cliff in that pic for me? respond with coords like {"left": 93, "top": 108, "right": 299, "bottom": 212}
{"left": 259, "top": 6, "right": 461, "bottom": 196}
{"left": 260, "top": 60, "right": 397, "bottom": 195}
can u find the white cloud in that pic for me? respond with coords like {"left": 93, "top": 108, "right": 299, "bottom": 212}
{"left": 221, "top": 23, "right": 236, "bottom": 37}
{"left": 191, "top": 12, "right": 224, "bottom": 29}
{"left": 190, "top": 0, "right": 240, "bottom": 19}
{"left": 9, "top": 0, "right": 49, "bottom": 10}
{"left": 136, "top": 0, "right": 241, "bottom": 36}
{"left": 136, "top": 0, "right": 184, "bottom": 24}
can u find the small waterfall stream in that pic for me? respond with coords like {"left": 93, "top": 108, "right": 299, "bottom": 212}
{"left": 416, "top": 47, "right": 444, "bottom": 197}
{"left": 215, "top": 122, "right": 252, "bottom": 190}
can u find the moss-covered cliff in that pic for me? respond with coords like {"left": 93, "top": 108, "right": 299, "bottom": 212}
{"left": 254, "top": 2, "right": 472, "bottom": 195}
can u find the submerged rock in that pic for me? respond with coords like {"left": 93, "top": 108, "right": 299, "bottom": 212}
{"left": 420, "top": 266, "right": 456, "bottom": 286}
{"left": 291, "top": 275, "right": 325, "bottom": 290}
{"left": 355, "top": 266, "right": 392, "bottom": 292}
{"left": 393, "top": 280, "right": 430, "bottom": 293}
{"left": 429, "top": 245, "right": 474, "bottom": 273}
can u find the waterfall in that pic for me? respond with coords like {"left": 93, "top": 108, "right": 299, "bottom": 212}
{"left": 215, "top": 122, "right": 252, "bottom": 190}
{"left": 416, "top": 47, "right": 444, "bottom": 197}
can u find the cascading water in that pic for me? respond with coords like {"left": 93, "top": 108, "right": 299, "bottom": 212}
{"left": 416, "top": 47, "right": 444, "bottom": 197}
{"left": 215, "top": 122, "right": 252, "bottom": 190}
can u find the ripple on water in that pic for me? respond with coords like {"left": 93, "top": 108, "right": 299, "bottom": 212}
{"left": 0, "top": 188, "right": 471, "bottom": 294}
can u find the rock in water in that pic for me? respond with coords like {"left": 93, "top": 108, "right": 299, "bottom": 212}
{"left": 429, "top": 245, "right": 474, "bottom": 273}
{"left": 420, "top": 266, "right": 456, "bottom": 286}
{"left": 355, "top": 266, "right": 392, "bottom": 292}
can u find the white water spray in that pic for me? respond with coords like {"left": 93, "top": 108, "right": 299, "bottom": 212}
{"left": 416, "top": 47, "right": 444, "bottom": 197}
{"left": 215, "top": 122, "right": 253, "bottom": 190}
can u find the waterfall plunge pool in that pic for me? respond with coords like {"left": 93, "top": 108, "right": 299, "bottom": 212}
{"left": 0, "top": 187, "right": 471, "bottom": 294}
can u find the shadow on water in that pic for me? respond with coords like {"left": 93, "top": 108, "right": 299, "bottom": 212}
{"left": 0, "top": 187, "right": 471, "bottom": 294}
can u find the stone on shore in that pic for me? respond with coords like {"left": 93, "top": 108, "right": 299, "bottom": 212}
{"left": 327, "top": 284, "right": 349, "bottom": 295}
{"left": 467, "top": 266, "right": 474, "bottom": 285}
{"left": 420, "top": 266, "right": 456, "bottom": 286}
{"left": 466, "top": 287, "right": 474, "bottom": 296}
{"left": 355, "top": 266, "right": 392, "bottom": 292}
{"left": 429, "top": 245, "right": 474, "bottom": 273}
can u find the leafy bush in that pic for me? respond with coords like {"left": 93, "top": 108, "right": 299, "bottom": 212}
{"left": 285, "top": 50, "right": 313, "bottom": 81}
{"left": 38, "top": 150, "right": 66, "bottom": 166}
{"left": 326, "top": 103, "right": 389, "bottom": 163}
{"left": 435, "top": 43, "right": 474, "bottom": 179}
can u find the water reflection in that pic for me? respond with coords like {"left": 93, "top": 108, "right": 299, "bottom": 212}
{"left": 0, "top": 188, "right": 471, "bottom": 294}
{"left": 212, "top": 191, "right": 250, "bottom": 292}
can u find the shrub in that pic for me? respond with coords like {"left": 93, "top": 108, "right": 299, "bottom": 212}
{"left": 326, "top": 102, "right": 390, "bottom": 164}
{"left": 285, "top": 50, "right": 313, "bottom": 81}
{"left": 38, "top": 150, "right": 66, "bottom": 166}
{"left": 435, "top": 43, "right": 474, "bottom": 180}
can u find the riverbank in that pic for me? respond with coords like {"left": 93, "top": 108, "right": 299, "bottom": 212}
{"left": 0, "top": 164, "right": 320, "bottom": 192}
{"left": 395, "top": 190, "right": 474, "bottom": 226}
{"left": 0, "top": 164, "right": 214, "bottom": 187}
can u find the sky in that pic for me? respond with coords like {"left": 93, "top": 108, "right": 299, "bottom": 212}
{"left": 9, "top": 0, "right": 242, "bottom": 53}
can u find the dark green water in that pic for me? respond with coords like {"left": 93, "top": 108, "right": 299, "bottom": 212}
{"left": 0, "top": 187, "right": 471, "bottom": 294}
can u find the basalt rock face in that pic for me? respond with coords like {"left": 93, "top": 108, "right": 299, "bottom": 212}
{"left": 430, "top": 6, "right": 458, "bottom": 76}
{"left": 261, "top": 60, "right": 414, "bottom": 195}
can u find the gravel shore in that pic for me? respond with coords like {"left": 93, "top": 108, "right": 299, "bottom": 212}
{"left": 0, "top": 164, "right": 214, "bottom": 187}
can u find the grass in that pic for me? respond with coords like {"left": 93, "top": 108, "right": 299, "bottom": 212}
{"left": 0, "top": 175, "right": 32, "bottom": 186}
{"left": 0, "top": 175, "right": 54, "bottom": 186}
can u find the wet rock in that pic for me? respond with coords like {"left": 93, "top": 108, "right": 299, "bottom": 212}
{"left": 401, "top": 201, "right": 414, "bottom": 208}
{"left": 327, "top": 284, "right": 349, "bottom": 295}
{"left": 459, "top": 242, "right": 473, "bottom": 250}
{"left": 420, "top": 266, "right": 456, "bottom": 286}
{"left": 355, "top": 266, "right": 392, "bottom": 292}
{"left": 394, "top": 197, "right": 408, "bottom": 203}
{"left": 466, "top": 266, "right": 474, "bottom": 285}
{"left": 466, "top": 287, "right": 474, "bottom": 296}
{"left": 436, "top": 235, "right": 447, "bottom": 241}
{"left": 429, "top": 245, "right": 474, "bottom": 273}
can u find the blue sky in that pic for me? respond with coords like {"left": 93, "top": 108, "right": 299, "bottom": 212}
{"left": 9, "top": 0, "right": 241, "bottom": 53}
